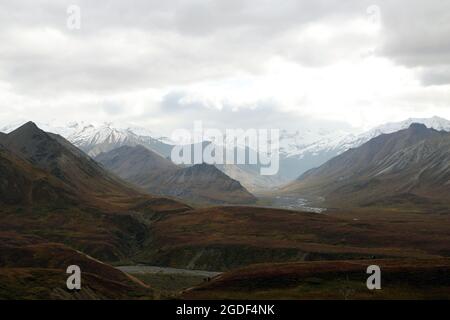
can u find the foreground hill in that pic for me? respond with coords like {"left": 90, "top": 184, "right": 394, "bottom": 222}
{"left": 182, "top": 258, "right": 450, "bottom": 299}
{"left": 0, "top": 236, "right": 152, "bottom": 299}
{"left": 280, "top": 124, "right": 450, "bottom": 210}
{"left": 135, "top": 206, "right": 450, "bottom": 271}
{"left": 96, "top": 145, "right": 257, "bottom": 205}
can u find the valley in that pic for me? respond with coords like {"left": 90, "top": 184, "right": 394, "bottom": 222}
{"left": 261, "top": 195, "right": 326, "bottom": 213}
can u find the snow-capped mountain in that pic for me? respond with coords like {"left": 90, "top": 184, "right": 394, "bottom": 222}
{"left": 64, "top": 122, "right": 173, "bottom": 157}
{"left": 279, "top": 129, "right": 353, "bottom": 157}
{"left": 280, "top": 117, "right": 450, "bottom": 157}
{"left": 0, "top": 120, "right": 174, "bottom": 157}
{"left": 338, "top": 116, "right": 450, "bottom": 152}
{"left": 318, "top": 115, "right": 450, "bottom": 161}
{"left": 275, "top": 116, "right": 450, "bottom": 180}
{"left": 282, "top": 116, "right": 450, "bottom": 159}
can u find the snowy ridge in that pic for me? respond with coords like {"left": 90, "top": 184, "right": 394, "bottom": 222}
{"left": 283, "top": 116, "right": 450, "bottom": 159}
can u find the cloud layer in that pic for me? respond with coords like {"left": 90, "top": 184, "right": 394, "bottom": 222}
{"left": 0, "top": 0, "right": 449, "bottom": 133}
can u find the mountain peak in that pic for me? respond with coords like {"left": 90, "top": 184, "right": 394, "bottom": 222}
{"left": 190, "top": 163, "right": 219, "bottom": 173}
{"left": 408, "top": 123, "right": 428, "bottom": 131}
{"left": 7, "top": 121, "right": 48, "bottom": 141}
{"left": 430, "top": 115, "right": 446, "bottom": 121}
{"left": 14, "top": 121, "right": 41, "bottom": 133}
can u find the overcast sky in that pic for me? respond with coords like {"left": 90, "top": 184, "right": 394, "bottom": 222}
{"left": 0, "top": 0, "right": 449, "bottom": 134}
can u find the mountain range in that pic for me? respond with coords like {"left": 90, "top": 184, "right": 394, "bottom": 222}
{"left": 1, "top": 116, "right": 449, "bottom": 192}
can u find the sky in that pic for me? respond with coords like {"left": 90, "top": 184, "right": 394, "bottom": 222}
{"left": 0, "top": 0, "right": 449, "bottom": 135}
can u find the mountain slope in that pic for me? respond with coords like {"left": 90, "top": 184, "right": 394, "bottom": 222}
{"left": 281, "top": 124, "right": 450, "bottom": 209}
{"left": 0, "top": 240, "right": 153, "bottom": 300}
{"left": 160, "top": 163, "right": 257, "bottom": 205}
{"left": 2, "top": 122, "right": 141, "bottom": 204}
{"left": 96, "top": 145, "right": 178, "bottom": 181}
{"left": 279, "top": 116, "right": 450, "bottom": 180}
{"left": 182, "top": 258, "right": 450, "bottom": 300}
{"left": 0, "top": 144, "right": 77, "bottom": 206}
{"left": 96, "top": 145, "right": 257, "bottom": 205}
{"left": 217, "top": 163, "right": 286, "bottom": 193}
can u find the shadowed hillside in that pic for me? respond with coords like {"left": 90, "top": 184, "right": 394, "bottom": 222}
{"left": 0, "top": 144, "right": 77, "bottom": 206}
{"left": 182, "top": 258, "right": 450, "bottom": 300}
{"left": 0, "top": 237, "right": 153, "bottom": 299}
{"left": 96, "top": 145, "right": 257, "bottom": 205}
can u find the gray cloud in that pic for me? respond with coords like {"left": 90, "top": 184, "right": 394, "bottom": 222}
{"left": 378, "top": 0, "right": 450, "bottom": 66}
{"left": 0, "top": 0, "right": 377, "bottom": 95}
{"left": 158, "top": 90, "right": 353, "bottom": 132}
{"left": 420, "top": 67, "right": 450, "bottom": 86}
{"left": 102, "top": 100, "right": 125, "bottom": 115}
{"left": 375, "top": 0, "right": 450, "bottom": 84}
{"left": 0, "top": 0, "right": 449, "bottom": 130}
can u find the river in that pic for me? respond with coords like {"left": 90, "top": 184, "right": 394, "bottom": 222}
{"left": 116, "top": 265, "right": 222, "bottom": 278}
